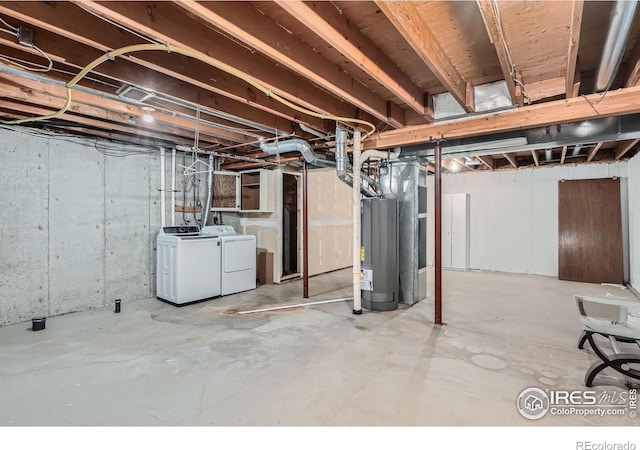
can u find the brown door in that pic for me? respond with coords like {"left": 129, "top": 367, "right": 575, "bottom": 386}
{"left": 558, "top": 178, "right": 623, "bottom": 283}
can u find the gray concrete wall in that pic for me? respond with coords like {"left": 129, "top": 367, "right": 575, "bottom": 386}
{"left": 0, "top": 127, "right": 162, "bottom": 326}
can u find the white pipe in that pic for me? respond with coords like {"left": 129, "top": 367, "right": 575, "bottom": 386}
{"left": 160, "top": 147, "right": 166, "bottom": 227}
{"left": 352, "top": 131, "right": 362, "bottom": 314}
{"left": 360, "top": 147, "right": 401, "bottom": 165}
{"left": 171, "top": 148, "right": 176, "bottom": 226}
{"left": 201, "top": 154, "right": 214, "bottom": 227}
{"left": 237, "top": 297, "right": 352, "bottom": 315}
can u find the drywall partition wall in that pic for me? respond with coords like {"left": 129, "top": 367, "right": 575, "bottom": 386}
{"left": 426, "top": 161, "right": 628, "bottom": 278}
{"left": 629, "top": 153, "right": 640, "bottom": 290}
{"left": 223, "top": 167, "right": 353, "bottom": 282}
{"left": 307, "top": 168, "right": 353, "bottom": 276}
{"left": 0, "top": 126, "right": 162, "bottom": 326}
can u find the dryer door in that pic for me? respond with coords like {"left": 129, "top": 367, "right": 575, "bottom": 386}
{"left": 221, "top": 236, "right": 256, "bottom": 295}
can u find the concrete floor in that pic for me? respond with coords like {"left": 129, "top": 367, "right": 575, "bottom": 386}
{"left": 1, "top": 269, "right": 638, "bottom": 426}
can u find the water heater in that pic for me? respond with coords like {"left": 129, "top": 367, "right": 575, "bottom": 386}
{"left": 360, "top": 197, "right": 398, "bottom": 311}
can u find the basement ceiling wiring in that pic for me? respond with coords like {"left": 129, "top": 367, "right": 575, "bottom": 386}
{"left": 0, "top": 15, "right": 53, "bottom": 73}
{"left": 0, "top": 43, "right": 377, "bottom": 139}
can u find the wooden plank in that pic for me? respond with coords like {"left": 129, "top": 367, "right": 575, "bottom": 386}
{"left": 0, "top": 73, "right": 242, "bottom": 144}
{"left": 0, "top": 2, "right": 314, "bottom": 133}
{"left": 526, "top": 77, "right": 566, "bottom": 102}
{"left": 566, "top": 0, "right": 584, "bottom": 98}
{"left": 276, "top": 0, "right": 431, "bottom": 122}
{"left": 375, "top": 1, "right": 472, "bottom": 112}
{"left": 558, "top": 178, "right": 623, "bottom": 284}
{"left": 560, "top": 145, "right": 567, "bottom": 164}
{"left": 614, "top": 139, "right": 639, "bottom": 160}
{"left": 363, "top": 85, "right": 640, "bottom": 149}
{"left": 0, "top": 98, "right": 208, "bottom": 146}
{"left": 502, "top": 153, "right": 517, "bottom": 168}
{"left": 587, "top": 142, "right": 603, "bottom": 162}
{"left": 531, "top": 150, "right": 540, "bottom": 166}
{"left": 476, "top": 155, "right": 494, "bottom": 170}
{"left": 625, "top": 29, "right": 640, "bottom": 87}
{"left": 74, "top": 1, "right": 382, "bottom": 128}
{"left": 476, "top": 0, "right": 517, "bottom": 104}
{"left": 174, "top": 1, "right": 402, "bottom": 128}
{"left": 174, "top": 205, "right": 202, "bottom": 213}
{"left": 0, "top": 33, "right": 299, "bottom": 135}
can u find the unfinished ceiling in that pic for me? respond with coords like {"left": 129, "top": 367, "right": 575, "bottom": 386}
{"left": 1, "top": 1, "right": 640, "bottom": 171}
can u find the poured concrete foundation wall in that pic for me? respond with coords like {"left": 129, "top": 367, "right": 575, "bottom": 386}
{"left": 426, "top": 162, "right": 628, "bottom": 279}
{"left": 628, "top": 154, "right": 640, "bottom": 290}
{"left": 0, "top": 127, "right": 162, "bottom": 326}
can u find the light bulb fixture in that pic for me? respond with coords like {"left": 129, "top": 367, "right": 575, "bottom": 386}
{"left": 449, "top": 161, "right": 461, "bottom": 172}
{"left": 141, "top": 106, "right": 155, "bottom": 123}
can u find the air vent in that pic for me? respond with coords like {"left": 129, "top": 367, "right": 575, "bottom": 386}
{"left": 116, "top": 84, "right": 154, "bottom": 103}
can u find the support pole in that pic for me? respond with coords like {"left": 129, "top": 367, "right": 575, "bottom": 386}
{"left": 160, "top": 147, "right": 166, "bottom": 227}
{"left": 303, "top": 161, "right": 309, "bottom": 298}
{"left": 352, "top": 131, "right": 362, "bottom": 315}
{"left": 171, "top": 148, "right": 176, "bottom": 226}
{"left": 434, "top": 140, "right": 443, "bottom": 325}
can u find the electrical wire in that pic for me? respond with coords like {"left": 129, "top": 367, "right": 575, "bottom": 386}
{"left": 0, "top": 45, "right": 53, "bottom": 72}
{"left": 74, "top": 3, "right": 161, "bottom": 45}
{"left": 0, "top": 43, "right": 377, "bottom": 139}
{"left": 0, "top": 16, "right": 17, "bottom": 31}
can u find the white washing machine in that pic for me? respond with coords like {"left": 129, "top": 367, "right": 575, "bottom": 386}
{"left": 201, "top": 225, "right": 256, "bottom": 295}
{"left": 156, "top": 226, "right": 221, "bottom": 305}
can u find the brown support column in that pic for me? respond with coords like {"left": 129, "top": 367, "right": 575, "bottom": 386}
{"left": 434, "top": 141, "right": 443, "bottom": 325}
{"left": 303, "top": 161, "right": 309, "bottom": 298}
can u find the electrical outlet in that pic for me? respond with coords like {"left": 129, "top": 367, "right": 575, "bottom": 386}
{"left": 17, "top": 26, "right": 33, "bottom": 47}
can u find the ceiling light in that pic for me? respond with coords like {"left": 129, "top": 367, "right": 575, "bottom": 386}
{"left": 141, "top": 106, "right": 155, "bottom": 123}
{"left": 449, "top": 161, "right": 461, "bottom": 172}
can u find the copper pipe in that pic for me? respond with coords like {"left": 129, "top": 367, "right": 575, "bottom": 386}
{"left": 434, "top": 140, "right": 443, "bottom": 325}
{"left": 303, "top": 161, "right": 309, "bottom": 298}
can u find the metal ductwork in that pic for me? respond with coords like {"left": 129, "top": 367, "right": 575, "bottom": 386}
{"left": 259, "top": 137, "right": 376, "bottom": 197}
{"left": 595, "top": 0, "right": 639, "bottom": 92}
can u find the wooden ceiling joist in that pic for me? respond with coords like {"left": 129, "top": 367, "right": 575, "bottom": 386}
{"left": 476, "top": 0, "right": 517, "bottom": 105}
{"left": 375, "top": 1, "right": 473, "bottom": 113}
{"left": 566, "top": 0, "right": 584, "bottom": 98}
{"left": 0, "top": 73, "right": 248, "bottom": 145}
{"left": 531, "top": 150, "right": 540, "bottom": 166}
{"left": 476, "top": 155, "right": 494, "bottom": 170}
{"left": 276, "top": 0, "right": 432, "bottom": 122}
{"left": 364, "top": 85, "right": 640, "bottom": 149}
{"left": 614, "top": 139, "right": 639, "bottom": 160}
{"left": 73, "top": 1, "right": 383, "bottom": 129}
{"left": 0, "top": 2, "right": 315, "bottom": 133}
{"left": 587, "top": 142, "right": 603, "bottom": 162}
{"left": 503, "top": 153, "right": 517, "bottom": 168}
{"left": 173, "top": 1, "right": 402, "bottom": 128}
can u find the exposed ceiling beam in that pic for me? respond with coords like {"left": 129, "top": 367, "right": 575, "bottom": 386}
{"left": 587, "top": 142, "right": 603, "bottom": 162}
{"left": 526, "top": 77, "right": 566, "bottom": 103}
{"left": 0, "top": 72, "right": 249, "bottom": 145}
{"left": 560, "top": 145, "right": 567, "bottom": 164}
{"left": 476, "top": 155, "right": 494, "bottom": 170}
{"left": 0, "top": 2, "right": 316, "bottom": 133}
{"left": 173, "top": 1, "right": 402, "bottom": 128}
{"left": 625, "top": 33, "right": 640, "bottom": 87}
{"left": 0, "top": 34, "right": 298, "bottom": 135}
{"left": 566, "top": 0, "right": 584, "bottom": 98}
{"left": 614, "top": 138, "right": 639, "bottom": 159}
{"left": 531, "top": 149, "right": 540, "bottom": 166}
{"left": 476, "top": 0, "right": 517, "bottom": 105}
{"left": 364, "top": 85, "right": 640, "bottom": 149}
{"left": 73, "top": 1, "right": 382, "bottom": 129}
{"left": 375, "top": 1, "right": 473, "bottom": 112}
{"left": 503, "top": 153, "right": 517, "bottom": 168}
{"left": 276, "top": 0, "right": 431, "bottom": 122}
{"left": 0, "top": 98, "right": 209, "bottom": 147}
